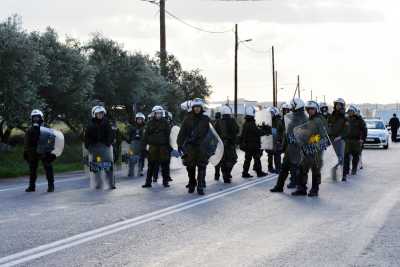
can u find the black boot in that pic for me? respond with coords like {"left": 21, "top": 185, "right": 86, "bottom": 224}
{"left": 292, "top": 186, "right": 307, "bottom": 196}
{"left": 214, "top": 174, "right": 220, "bottom": 181}
{"left": 188, "top": 186, "right": 195, "bottom": 194}
{"left": 47, "top": 184, "right": 55, "bottom": 193}
{"left": 223, "top": 178, "right": 232, "bottom": 184}
{"left": 270, "top": 186, "right": 283, "bottom": 193}
{"left": 25, "top": 186, "right": 35, "bottom": 192}
{"left": 342, "top": 175, "right": 347, "bottom": 182}
{"left": 242, "top": 173, "right": 253, "bottom": 179}
{"left": 287, "top": 182, "right": 296, "bottom": 189}
{"left": 257, "top": 171, "right": 268, "bottom": 177}
{"left": 308, "top": 186, "right": 319, "bottom": 197}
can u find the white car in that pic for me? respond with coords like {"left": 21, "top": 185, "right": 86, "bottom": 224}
{"left": 364, "top": 119, "right": 390, "bottom": 149}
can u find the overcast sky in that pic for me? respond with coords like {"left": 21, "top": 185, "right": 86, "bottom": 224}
{"left": 2, "top": 0, "right": 399, "bottom": 104}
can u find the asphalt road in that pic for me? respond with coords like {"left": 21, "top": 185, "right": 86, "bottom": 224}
{"left": 0, "top": 143, "right": 399, "bottom": 267}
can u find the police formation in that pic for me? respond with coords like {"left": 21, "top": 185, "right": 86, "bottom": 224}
{"left": 23, "top": 97, "right": 367, "bottom": 197}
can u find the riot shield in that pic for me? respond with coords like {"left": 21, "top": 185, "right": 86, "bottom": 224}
{"left": 87, "top": 144, "right": 115, "bottom": 190}
{"left": 255, "top": 109, "right": 273, "bottom": 150}
{"left": 169, "top": 125, "right": 180, "bottom": 150}
{"left": 82, "top": 143, "right": 90, "bottom": 180}
{"left": 121, "top": 141, "right": 142, "bottom": 177}
{"left": 52, "top": 129, "right": 65, "bottom": 157}
{"left": 37, "top": 127, "right": 65, "bottom": 157}
{"left": 169, "top": 126, "right": 183, "bottom": 170}
{"left": 208, "top": 124, "right": 224, "bottom": 166}
{"left": 293, "top": 121, "right": 337, "bottom": 181}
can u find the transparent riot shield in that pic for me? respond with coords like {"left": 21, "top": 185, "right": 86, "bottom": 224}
{"left": 37, "top": 127, "right": 65, "bottom": 157}
{"left": 169, "top": 126, "right": 183, "bottom": 170}
{"left": 255, "top": 109, "right": 273, "bottom": 150}
{"left": 87, "top": 144, "right": 114, "bottom": 190}
{"left": 209, "top": 124, "right": 224, "bottom": 166}
{"left": 82, "top": 143, "right": 90, "bottom": 180}
{"left": 52, "top": 129, "right": 65, "bottom": 157}
{"left": 293, "top": 121, "right": 337, "bottom": 181}
{"left": 169, "top": 125, "right": 180, "bottom": 150}
{"left": 121, "top": 140, "right": 142, "bottom": 177}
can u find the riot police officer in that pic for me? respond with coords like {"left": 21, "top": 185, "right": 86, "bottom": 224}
{"left": 214, "top": 106, "right": 239, "bottom": 183}
{"left": 177, "top": 98, "right": 210, "bottom": 195}
{"left": 328, "top": 98, "right": 348, "bottom": 180}
{"left": 126, "top": 112, "right": 146, "bottom": 177}
{"left": 295, "top": 101, "right": 328, "bottom": 197}
{"left": 84, "top": 106, "right": 116, "bottom": 189}
{"left": 239, "top": 106, "right": 268, "bottom": 178}
{"left": 343, "top": 105, "right": 367, "bottom": 181}
{"left": 270, "top": 98, "right": 308, "bottom": 193}
{"left": 142, "top": 106, "right": 171, "bottom": 188}
{"left": 24, "top": 110, "right": 56, "bottom": 192}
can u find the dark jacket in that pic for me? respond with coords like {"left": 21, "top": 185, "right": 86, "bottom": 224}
{"left": 239, "top": 116, "right": 265, "bottom": 151}
{"left": 215, "top": 115, "right": 239, "bottom": 164}
{"left": 84, "top": 118, "right": 114, "bottom": 149}
{"left": 215, "top": 115, "right": 239, "bottom": 146}
{"left": 345, "top": 115, "right": 367, "bottom": 154}
{"left": 177, "top": 112, "right": 210, "bottom": 167}
{"left": 143, "top": 118, "right": 171, "bottom": 162}
{"left": 272, "top": 115, "right": 285, "bottom": 151}
{"left": 127, "top": 122, "right": 145, "bottom": 143}
{"left": 389, "top": 116, "right": 400, "bottom": 130}
{"left": 345, "top": 115, "right": 367, "bottom": 141}
{"left": 328, "top": 110, "right": 347, "bottom": 139}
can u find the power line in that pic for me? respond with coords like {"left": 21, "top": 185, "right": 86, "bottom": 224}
{"left": 140, "top": 0, "right": 233, "bottom": 34}
{"left": 164, "top": 10, "right": 233, "bottom": 34}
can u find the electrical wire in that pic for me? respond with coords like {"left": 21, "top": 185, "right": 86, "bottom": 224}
{"left": 140, "top": 0, "right": 233, "bottom": 34}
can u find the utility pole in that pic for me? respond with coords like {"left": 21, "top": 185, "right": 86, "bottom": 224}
{"left": 274, "top": 71, "right": 278, "bottom": 107}
{"left": 234, "top": 24, "right": 238, "bottom": 118}
{"left": 310, "top": 89, "right": 313, "bottom": 101}
{"left": 297, "top": 75, "right": 301, "bottom": 98}
{"left": 324, "top": 95, "right": 326, "bottom": 103}
{"left": 160, "top": 0, "right": 167, "bottom": 78}
{"left": 272, "top": 46, "right": 276, "bottom": 107}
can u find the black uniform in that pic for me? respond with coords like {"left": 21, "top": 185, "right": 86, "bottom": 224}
{"left": 343, "top": 115, "right": 367, "bottom": 177}
{"left": 215, "top": 114, "right": 239, "bottom": 183}
{"left": 24, "top": 121, "right": 56, "bottom": 192}
{"left": 389, "top": 115, "right": 400, "bottom": 142}
{"left": 271, "top": 109, "right": 308, "bottom": 192}
{"left": 126, "top": 121, "right": 146, "bottom": 176}
{"left": 142, "top": 117, "right": 171, "bottom": 187}
{"left": 177, "top": 111, "right": 210, "bottom": 194}
{"left": 239, "top": 116, "right": 268, "bottom": 177}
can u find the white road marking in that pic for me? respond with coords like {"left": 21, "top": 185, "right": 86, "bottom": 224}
{"left": 0, "top": 174, "right": 278, "bottom": 267}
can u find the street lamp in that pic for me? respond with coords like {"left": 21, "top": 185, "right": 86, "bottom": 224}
{"left": 234, "top": 23, "right": 252, "bottom": 118}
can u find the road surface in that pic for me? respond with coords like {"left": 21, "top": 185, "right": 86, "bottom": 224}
{"left": 0, "top": 143, "right": 399, "bottom": 266}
